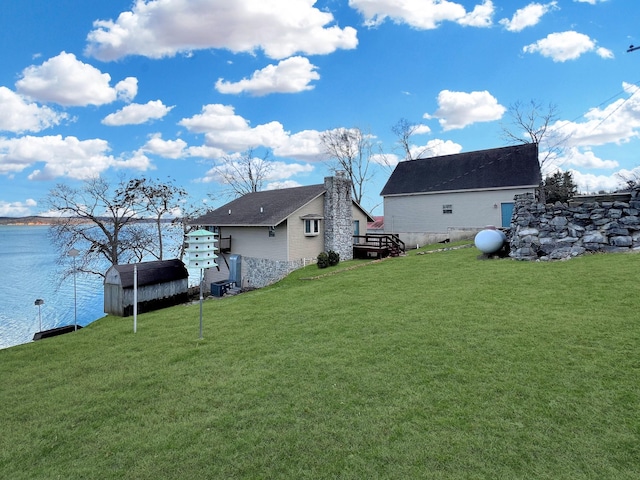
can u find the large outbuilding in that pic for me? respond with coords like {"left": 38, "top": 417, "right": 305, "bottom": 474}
{"left": 380, "top": 143, "right": 542, "bottom": 246}
{"left": 104, "top": 259, "right": 189, "bottom": 317}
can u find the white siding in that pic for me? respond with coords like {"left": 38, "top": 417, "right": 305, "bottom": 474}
{"left": 287, "top": 195, "right": 325, "bottom": 261}
{"left": 219, "top": 225, "right": 288, "bottom": 261}
{"left": 384, "top": 188, "right": 535, "bottom": 234}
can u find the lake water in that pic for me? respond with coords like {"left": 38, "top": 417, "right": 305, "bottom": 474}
{"left": 0, "top": 225, "right": 106, "bottom": 350}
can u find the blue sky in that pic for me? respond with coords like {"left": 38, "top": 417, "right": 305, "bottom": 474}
{"left": 1, "top": 0, "right": 639, "bottom": 217}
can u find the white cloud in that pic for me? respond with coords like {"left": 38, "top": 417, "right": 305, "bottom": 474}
{"left": 265, "top": 180, "right": 303, "bottom": 190}
{"left": 350, "top": 0, "right": 494, "bottom": 29}
{"left": 15, "top": 52, "right": 137, "bottom": 106}
{"left": 272, "top": 129, "right": 325, "bottom": 161}
{"left": 0, "top": 199, "right": 37, "bottom": 217}
{"left": 411, "top": 139, "right": 463, "bottom": 158}
{"left": 215, "top": 57, "right": 320, "bottom": 96}
{"left": 86, "top": 0, "right": 358, "bottom": 61}
{"left": 116, "top": 77, "right": 139, "bottom": 102}
{"left": 413, "top": 124, "right": 432, "bottom": 135}
{"left": 184, "top": 108, "right": 326, "bottom": 161}
{"left": 0, "top": 87, "right": 66, "bottom": 133}
{"left": 109, "top": 151, "right": 154, "bottom": 172}
{"left": 458, "top": 0, "right": 495, "bottom": 27}
{"left": 570, "top": 169, "right": 625, "bottom": 194}
{"left": 140, "top": 134, "right": 187, "bottom": 159}
{"left": 201, "top": 157, "right": 313, "bottom": 184}
{"left": 102, "top": 100, "right": 174, "bottom": 126}
{"left": 186, "top": 145, "right": 227, "bottom": 160}
{"left": 0, "top": 135, "right": 150, "bottom": 180}
{"left": 522, "top": 31, "right": 610, "bottom": 62}
{"left": 499, "top": 2, "right": 558, "bottom": 32}
{"left": 549, "top": 82, "right": 640, "bottom": 147}
{"left": 266, "top": 161, "right": 315, "bottom": 180}
{"left": 373, "top": 139, "right": 462, "bottom": 167}
{"left": 559, "top": 147, "right": 619, "bottom": 169}
{"left": 596, "top": 47, "right": 614, "bottom": 59}
{"left": 179, "top": 104, "right": 289, "bottom": 153}
{"left": 179, "top": 104, "right": 251, "bottom": 134}
{"left": 429, "top": 90, "right": 506, "bottom": 130}
{"left": 371, "top": 152, "right": 399, "bottom": 167}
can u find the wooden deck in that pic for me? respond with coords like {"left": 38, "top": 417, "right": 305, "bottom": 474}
{"left": 352, "top": 234, "right": 405, "bottom": 259}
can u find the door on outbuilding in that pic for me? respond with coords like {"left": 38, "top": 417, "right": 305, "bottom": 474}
{"left": 501, "top": 203, "right": 514, "bottom": 228}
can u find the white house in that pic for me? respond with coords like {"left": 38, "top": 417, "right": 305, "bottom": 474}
{"left": 380, "top": 143, "right": 541, "bottom": 246}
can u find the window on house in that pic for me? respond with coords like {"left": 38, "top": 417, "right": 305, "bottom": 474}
{"left": 268, "top": 226, "right": 276, "bottom": 237}
{"left": 443, "top": 204, "right": 453, "bottom": 214}
{"left": 304, "top": 219, "right": 320, "bottom": 236}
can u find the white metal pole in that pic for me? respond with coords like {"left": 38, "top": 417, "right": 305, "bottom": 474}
{"left": 73, "top": 256, "right": 77, "bottom": 331}
{"left": 133, "top": 264, "right": 138, "bottom": 333}
{"left": 199, "top": 268, "right": 203, "bottom": 339}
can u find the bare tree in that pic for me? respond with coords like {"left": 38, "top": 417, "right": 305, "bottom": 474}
{"left": 173, "top": 200, "right": 210, "bottom": 260}
{"left": 500, "top": 100, "right": 568, "bottom": 171}
{"left": 615, "top": 171, "right": 640, "bottom": 191}
{"left": 120, "top": 177, "right": 187, "bottom": 260}
{"left": 214, "top": 148, "right": 273, "bottom": 197}
{"left": 43, "top": 176, "right": 140, "bottom": 278}
{"left": 391, "top": 118, "right": 430, "bottom": 161}
{"left": 320, "top": 127, "right": 376, "bottom": 204}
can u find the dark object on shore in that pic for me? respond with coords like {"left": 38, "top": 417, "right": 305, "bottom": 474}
{"left": 33, "top": 324, "right": 82, "bottom": 341}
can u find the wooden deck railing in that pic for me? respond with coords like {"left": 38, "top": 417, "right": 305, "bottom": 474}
{"left": 352, "top": 233, "right": 405, "bottom": 258}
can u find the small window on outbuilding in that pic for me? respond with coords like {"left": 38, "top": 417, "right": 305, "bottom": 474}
{"left": 304, "top": 219, "right": 320, "bottom": 236}
{"left": 443, "top": 204, "right": 453, "bottom": 214}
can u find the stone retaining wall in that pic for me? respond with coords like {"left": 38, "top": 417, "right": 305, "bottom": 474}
{"left": 509, "top": 188, "right": 640, "bottom": 260}
{"left": 243, "top": 256, "right": 315, "bottom": 288}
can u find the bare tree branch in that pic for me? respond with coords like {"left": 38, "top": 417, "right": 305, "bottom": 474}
{"left": 320, "top": 127, "right": 375, "bottom": 204}
{"left": 120, "top": 177, "right": 187, "bottom": 260}
{"left": 43, "top": 176, "right": 188, "bottom": 279}
{"left": 213, "top": 148, "right": 273, "bottom": 197}
{"left": 500, "top": 100, "right": 569, "bottom": 171}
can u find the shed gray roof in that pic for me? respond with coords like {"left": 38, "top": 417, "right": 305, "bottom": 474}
{"left": 105, "top": 259, "right": 188, "bottom": 288}
{"left": 193, "top": 184, "right": 326, "bottom": 227}
{"left": 380, "top": 143, "right": 541, "bottom": 196}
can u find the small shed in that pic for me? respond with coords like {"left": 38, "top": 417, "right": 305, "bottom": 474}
{"left": 104, "top": 259, "right": 189, "bottom": 317}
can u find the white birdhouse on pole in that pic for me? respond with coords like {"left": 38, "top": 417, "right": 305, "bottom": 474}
{"left": 184, "top": 229, "right": 218, "bottom": 339}
{"left": 185, "top": 229, "right": 218, "bottom": 269}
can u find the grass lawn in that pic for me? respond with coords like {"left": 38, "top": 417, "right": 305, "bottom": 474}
{"left": 1, "top": 245, "right": 639, "bottom": 479}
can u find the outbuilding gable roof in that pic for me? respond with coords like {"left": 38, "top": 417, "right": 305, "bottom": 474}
{"left": 380, "top": 143, "right": 541, "bottom": 196}
{"left": 105, "top": 259, "right": 188, "bottom": 289}
{"left": 193, "top": 184, "right": 327, "bottom": 227}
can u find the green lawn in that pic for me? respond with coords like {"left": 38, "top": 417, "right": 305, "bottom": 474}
{"left": 1, "top": 246, "right": 639, "bottom": 479}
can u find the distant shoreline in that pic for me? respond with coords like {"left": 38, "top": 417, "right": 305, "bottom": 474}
{"left": 0, "top": 217, "right": 174, "bottom": 226}
{"left": 0, "top": 217, "right": 57, "bottom": 226}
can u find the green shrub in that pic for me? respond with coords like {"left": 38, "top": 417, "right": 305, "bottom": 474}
{"left": 327, "top": 250, "right": 340, "bottom": 266}
{"left": 317, "top": 251, "right": 329, "bottom": 268}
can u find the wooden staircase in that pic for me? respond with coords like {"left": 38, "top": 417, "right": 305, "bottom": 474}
{"left": 352, "top": 234, "right": 406, "bottom": 259}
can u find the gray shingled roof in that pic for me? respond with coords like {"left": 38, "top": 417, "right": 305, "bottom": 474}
{"left": 380, "top": 143, "right": 541, "bottom": 196}
{"left": 192, "top": 184, "right": 326, "bottom": 227}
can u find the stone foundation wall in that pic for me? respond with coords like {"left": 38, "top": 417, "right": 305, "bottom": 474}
{"left": 243, "top": 256, "right": 315, "bottom": 288}
{"left": 509, "top": 189, "right": 640, "bottom": 260}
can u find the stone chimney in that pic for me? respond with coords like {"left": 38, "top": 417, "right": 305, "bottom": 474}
{"left": 324, "top": 172, "right": 353, "bottom": 261}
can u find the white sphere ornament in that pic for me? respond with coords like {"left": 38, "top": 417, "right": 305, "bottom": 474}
{"left": 474, "top": 228, "right": 505, "bottom": 254}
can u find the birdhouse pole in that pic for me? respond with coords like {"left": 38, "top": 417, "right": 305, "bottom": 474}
{"left": 184, "top": 229, "right": 218, "bottom": 339}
